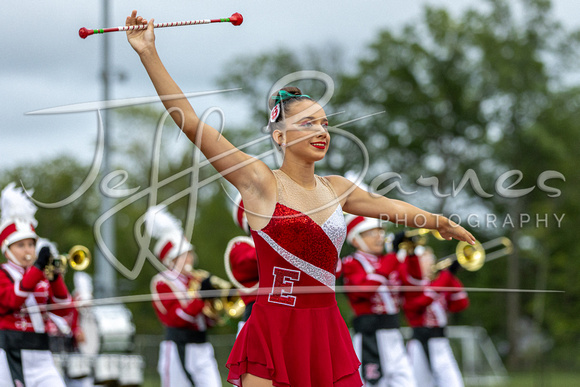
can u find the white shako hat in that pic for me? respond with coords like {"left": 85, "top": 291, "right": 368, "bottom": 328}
{"left": 0, "top": 183, "right": 38, "bottom": 257}
{"left": 231, "top": 193, "right": 250, "bottom": 234}
{"left": 144, "top": 205, "right": 193, "bottom": 265}
{"left": 344, "top": 214, "right": 382, "bottom": 246}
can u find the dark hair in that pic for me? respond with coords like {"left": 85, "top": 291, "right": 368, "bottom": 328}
{"left": 268, "top": 87, "right": 313, "bottom": 130}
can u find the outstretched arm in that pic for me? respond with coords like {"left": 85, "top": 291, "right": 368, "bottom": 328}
{"left": 328, "top": 175, "right": 476, "bottom": 245}
{"left": 125, "top": 11, "right": 273, "bottom": 199}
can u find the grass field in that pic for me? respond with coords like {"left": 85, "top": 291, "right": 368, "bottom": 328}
{"left": 494, "top": 372, "right": 580, "bottom": 387}
{"left": 139, "top": 371, "right": 580, "bottom": 387}
{"left": 135, "top": 333, "right": 580, "bottom": 387}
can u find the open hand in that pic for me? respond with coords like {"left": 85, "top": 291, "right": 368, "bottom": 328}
{"left": 437, "top": 217, "right": 476, "bottom": 245}
{"left": 126, "top": 10, "right": 155, "bottom": 55}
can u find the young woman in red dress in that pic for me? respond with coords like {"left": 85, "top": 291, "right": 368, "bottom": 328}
{"left": 125, "top": 11, "right": 475, "bottom": 387}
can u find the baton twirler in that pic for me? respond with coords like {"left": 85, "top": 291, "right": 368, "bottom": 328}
{"left": 79, "top": 12, "right": 243, "bottom": 39}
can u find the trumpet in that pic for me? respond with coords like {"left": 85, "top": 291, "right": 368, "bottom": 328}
{"left": 45, "top": 245, "right": 92, "bottom": 280}
{"left": 188, "top": 269, "right": 246, "bottom": 325}
{"left": 434, "top": 237, "right": 513, "bottom": 273}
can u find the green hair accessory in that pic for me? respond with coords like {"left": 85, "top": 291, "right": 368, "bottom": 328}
{"left": 269, "top": 90, "right": 312, "bottom": 123}
{"left": 271, "top": 90, "right": 311, "bottom": 106}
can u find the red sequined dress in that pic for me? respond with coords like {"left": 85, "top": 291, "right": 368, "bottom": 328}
{"left": 226, "top": 170, "right": 362, "bottom": 387}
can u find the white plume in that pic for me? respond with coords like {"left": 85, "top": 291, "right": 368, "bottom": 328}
{"left": 36, "top": 237, "right": 59, "bottom": 257}
{"left": 144, "top": 205, "right": 183, "bottom": 238}
{"left": 73, "top": 272, "right": 94, "bottom": 301}
{"left": 0, "top": 182, "right": 38, "bottom": 227}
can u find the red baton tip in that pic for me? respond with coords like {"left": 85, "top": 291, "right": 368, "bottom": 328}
{"left": 79, "top": 27, "right": 92, "bottom": 39}
{"left": 230, "top": 13, "right": 243, "bottom": 26}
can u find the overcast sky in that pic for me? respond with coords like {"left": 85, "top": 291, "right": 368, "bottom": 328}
{"left": 2, "top": 0, "right": 579, "bottom": 170}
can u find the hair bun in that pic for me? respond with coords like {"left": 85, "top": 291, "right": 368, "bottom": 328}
{"left": 269, "top": 87, "right": 303, "bottom": 109}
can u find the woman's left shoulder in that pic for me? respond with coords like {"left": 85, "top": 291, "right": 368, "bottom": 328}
{"left": 322, "top": 175, "right": 351, "bottom": 192}
{"left": 322, "top": 174, "right": 347, "bottom": 185}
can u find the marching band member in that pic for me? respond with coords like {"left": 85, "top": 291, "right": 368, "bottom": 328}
{"left": 145, "top": 205, "right": 222, "bottom": 387}
{"left": 341, "top": 216, "right": 416, "bottom": 387}
{"left": 400, "top": 244, "right": 468, "bottom": 387}
{"left": 225, "top": 195, "right": 258, "bottom": 334}
{"left": 0, "top": 183, "right": 72, "bottom": 387}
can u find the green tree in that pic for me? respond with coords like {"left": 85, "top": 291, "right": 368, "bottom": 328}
{"left": 216, "top": 0, "right": 580, "bottom": 369}
{"left": 334, "top": 0, "right": 580, "bottom": 368}
{"left": 0, "top": 105, "right": 248, "bottom": 336}
{"left": 1, "top": 156, "right": 100, "bottom": 283}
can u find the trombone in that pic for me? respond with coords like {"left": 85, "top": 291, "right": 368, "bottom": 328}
{"left": 188, "top": 269, "right": 246, "bottom": 325}
{"left": 434, "top": 237, "right": 513, "bottom": 273}
{"left": 45, "top": 245, "right": 92, "bottom": 280}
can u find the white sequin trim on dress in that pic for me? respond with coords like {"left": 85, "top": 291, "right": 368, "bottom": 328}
{"left": 256, "top": 230, "right": 336, "bottom": 290}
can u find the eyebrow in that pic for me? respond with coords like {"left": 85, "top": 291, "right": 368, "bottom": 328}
{"left": 300, "top": 111, "right": 345, "bottom": 121}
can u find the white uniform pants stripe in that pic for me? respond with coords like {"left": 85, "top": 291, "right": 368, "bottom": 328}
{"left": 158, "top": 340, "right": 221, "bottom": 387}
{"left": 353, "top": 329, "right": 416, "bottom": 387}
{"left": 0, "top": 348, "right": 65, "bottom": 387}
{"left": 407, "top": 337, "right": 464, "bottom": 387}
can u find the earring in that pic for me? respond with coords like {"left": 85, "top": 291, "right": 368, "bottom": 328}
{"left": 281, "top": 142, "right": 286, "bottom": 147}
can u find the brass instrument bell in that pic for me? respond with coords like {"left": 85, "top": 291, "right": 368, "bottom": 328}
{"left": 434, "top": 237, "right": 513, "bottom": 273}
{"left": 68, "top": 245, "right": 92, "bottom": 271}
{"left": 455, "top": 241, "right": 486, "bottom": 271}
{"left": 45, "top": 245, "right": 91, "bottom": 280}
{"left": 189, "top": 269, "right": 246, "bottom": 325}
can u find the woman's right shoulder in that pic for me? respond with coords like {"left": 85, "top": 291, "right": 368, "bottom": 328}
{"left": 240, "top": 167, "right": 278, "bottom": 205}
{"left": 233, "top": 158, "right": 275, "bottom": 190}
{"left": 237, "top": 168, "right": 279, "bottom": 230}
{"left": 251, "top": 164, "right": 278, "bottom": 190}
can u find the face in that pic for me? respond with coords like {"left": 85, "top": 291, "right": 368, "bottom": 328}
{"left": 7, "top": 238, "right": 36, "bottom": 268}
{"left": 355, "top": 228, "right": 386, "bottom": 255}
{"left": 274, "top": 100, "right": 330, "bottom": 162}
{"left": 170, "top": 251, "right": 196, "bottom": 274}
{"left": 419, "top": 249, "right": 436, "bottom": 279}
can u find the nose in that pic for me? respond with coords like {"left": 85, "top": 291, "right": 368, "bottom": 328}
{"left": 316, "top": 126, "right": 329, "bottom": 137}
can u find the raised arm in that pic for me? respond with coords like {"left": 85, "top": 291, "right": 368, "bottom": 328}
{"left": 327, "top": 175, "right": 476, "bottom": 244}
{"left": 125, "top": 11, "right": 273, "bottom": 199}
